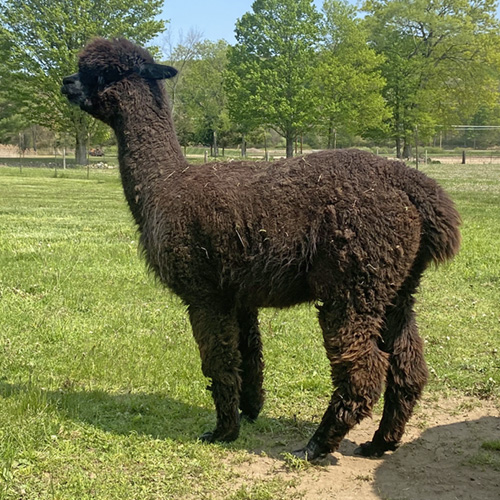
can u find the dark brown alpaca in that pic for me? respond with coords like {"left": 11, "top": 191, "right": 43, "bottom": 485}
{"left": 62, "top": 38, "right": 461, "bottom": 461}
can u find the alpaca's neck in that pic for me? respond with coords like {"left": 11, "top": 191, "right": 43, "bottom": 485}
{"left": 114, "top": 101, "right": 188, "bottom": 228}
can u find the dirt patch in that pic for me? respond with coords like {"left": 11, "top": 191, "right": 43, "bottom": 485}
{"left": 232, "top": 396, "right": 500, "bottom": 500}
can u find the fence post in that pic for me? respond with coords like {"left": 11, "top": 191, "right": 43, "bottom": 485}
{"left": 462, "top": 150, "right": 466, "bottom": 164}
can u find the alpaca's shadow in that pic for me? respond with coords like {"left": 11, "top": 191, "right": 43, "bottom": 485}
{"left": 0, "top": 380, "right": 315, "bottom": 457}
{"left": 373, "top": 416, "right": 500, "bottom": 500}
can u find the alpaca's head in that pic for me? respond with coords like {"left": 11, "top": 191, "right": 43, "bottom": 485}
{"left": 61, "top": 38, "right": 177, "bottom": 125}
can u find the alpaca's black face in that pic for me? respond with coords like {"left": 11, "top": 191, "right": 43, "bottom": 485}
{"left": 61, "top": 38, "right": 178, "bottom": 125}
{"left": 61, "top": 69, "right": 125, "bottom": 123}
{"left": 61, "top": 73, "right": 92, "bottom": 109}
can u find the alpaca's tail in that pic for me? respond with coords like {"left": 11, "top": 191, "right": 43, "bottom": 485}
{"left": 387, "top": 162, "right": 461, "bottom": 265}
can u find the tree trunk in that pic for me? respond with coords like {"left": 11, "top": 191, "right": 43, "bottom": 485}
{"left": 241, "top": 134, "right": 247, "bottom": 158}
{"left": 213, "top": 130, "right": 218, "bottom": 158}
{"left": 327, "top": 120, "right": 333, "bottom": 149}
{"left": 31, "top": 126, "right": 37, "bottom": 153}
{"left": 415, "top": 126, "right": 419, "bottom": 170}
{"left": 286, "top": 134, "right": 294, "bottom": 158}
{"left": 328, "top": 124, "right": 337, "bottom": 150}
{"left": 396, "top": 136, "right": 402, "bottom": 158}
{"left": 403, "top": 142, "right": 412, "bottom": 159}
{"left": 395, "top": 106, "right": 402, "bottom": 158}
{"left": 75, "top": 127, "right": 88, "bottom": 166}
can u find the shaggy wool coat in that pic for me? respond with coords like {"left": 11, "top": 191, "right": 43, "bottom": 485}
{"left": 61, "top": 38, "right": 461, "bottom": 460}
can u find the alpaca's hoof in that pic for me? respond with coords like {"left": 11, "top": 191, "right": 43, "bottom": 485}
{"left": 354, "top": 440, "right": 399, "bottom": 458}
{"left": 240, "top": 410, "right": 259, "bottom": 423}
{"left": 239, "top": 398, "right": 264, "bottom": 423}
{"left": 292, "top": 441, "right": 329, "bottom": 462}
{"left": 200, "top": 431, "right": 217, "bottom": 443}
{"left": 199, "top": 428, "right": 239, "bottom": 443}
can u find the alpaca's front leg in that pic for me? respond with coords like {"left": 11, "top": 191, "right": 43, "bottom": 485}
{"left": 188, "top": 304, "right": 242, "bottom": 442}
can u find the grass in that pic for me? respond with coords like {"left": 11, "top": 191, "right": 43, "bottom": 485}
{"left": 469, "top": 440, "right": 500, "bottom": 471}
{"left": 414, "top": 163, "right": 500, "bottom": 398}
{"left": 0, "top": 161, "right": 499, "bottom": 498}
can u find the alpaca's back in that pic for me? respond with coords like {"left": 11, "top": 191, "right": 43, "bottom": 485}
{"left": 141, "top": 149, "right": 427, "bottom": 309}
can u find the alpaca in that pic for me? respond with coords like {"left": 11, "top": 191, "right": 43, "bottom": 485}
{"left": 62, "top": 38, "right": 461, "bottom": 461}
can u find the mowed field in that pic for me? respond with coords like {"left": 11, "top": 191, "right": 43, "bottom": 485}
{"left": 0, "top": 161, "right": 499, "bottom": 499}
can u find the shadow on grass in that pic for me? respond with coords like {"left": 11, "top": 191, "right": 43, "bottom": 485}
{"left": 0, "top": 380, "right": 316, "bottom": 456}
{"left": 2, "top": 380, "right": 499, "bottom": 498}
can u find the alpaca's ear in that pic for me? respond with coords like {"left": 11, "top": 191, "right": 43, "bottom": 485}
{"left": 137, "top": 63, "right": 178, "bottom": 80}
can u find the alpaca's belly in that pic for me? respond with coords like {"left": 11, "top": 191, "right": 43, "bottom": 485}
{"left": 237, "top": 267, "right": 313, "bottom": 308}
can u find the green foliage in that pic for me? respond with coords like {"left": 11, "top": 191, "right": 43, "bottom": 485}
{"left": 363, "top": 0, "right": 500, "bottom": 156}
{"left": 315, "top": 0, "right": 390, "bottom": 147}
{"left": 226, "top": 0, "right": 322, "bottom": 157}
{"left": 0, "top": 24, "right": 27, "bottom": 142}
{"left": 172, "top": 40, "right": 233, "bottom": 153}
{"left": 3, "top": 0, "right": 499, "bottom": 155}
{"left": 0, "top": 0, "right": 166, "bottom": 163}
{"left": 0, "top": 103, "right": 28, "bottom": 144}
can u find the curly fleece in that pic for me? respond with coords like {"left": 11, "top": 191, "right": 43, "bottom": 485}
{"left": 62, "top": 37, "right": 461, "bottom": 460}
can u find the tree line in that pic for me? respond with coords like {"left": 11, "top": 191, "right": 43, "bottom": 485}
{"left": 1, "top": 0, "right": 500, "bottom": 163}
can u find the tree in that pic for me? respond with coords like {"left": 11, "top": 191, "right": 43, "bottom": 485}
{"left": 160, "top": 29, "right": 206, "bottom": 153}
{"left": 226, "top": 0, "right": 322, "bottom": 158}
{"left": 161, "top": 28, "right": 204, "bottom": 115}
{"left": 316, "top": 0, "right": 390, "bottom": 148}
{"left": 363, "top": 0, "right": 500, "bottom": 157}
{"left": 0, "top": 0, "right": 165, "bottom": 164}
{"left": 174, "top": 40, "right": 232, "bottom": 156}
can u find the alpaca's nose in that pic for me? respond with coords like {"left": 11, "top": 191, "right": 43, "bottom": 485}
{"left": 62, "top": 73, "right": 79, "bottom": 85}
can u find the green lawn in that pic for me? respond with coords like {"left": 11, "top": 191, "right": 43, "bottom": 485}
{"left": 0, "top": 162, "right": 498, "bottom": 499}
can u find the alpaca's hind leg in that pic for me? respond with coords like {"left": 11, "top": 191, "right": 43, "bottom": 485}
{"left": 188, "top": 304, "right": 242, "bottom": 443}
{"left": 294, "top": 302, "right": 389, "bottom": 461}
{"left": 356, "top": 293, "right": 428, "bottom": 457}
{"left": 237, "top": 307, "right": 265, "bottom": 421}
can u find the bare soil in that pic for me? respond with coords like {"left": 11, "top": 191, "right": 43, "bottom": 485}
{"left": 234, "top": 397, "right": 500, "bottom": 500}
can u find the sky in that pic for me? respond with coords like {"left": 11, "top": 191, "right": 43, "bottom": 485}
{"left": 159, "top": 0, "right": 325, "bottom": 45}
{"left": 159, "top": 0, "right": 500, "bottom": 46}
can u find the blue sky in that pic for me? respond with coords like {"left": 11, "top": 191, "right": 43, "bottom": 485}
{"left": 160, "top": 0, "right": 325, "bottom": 44}
{"left": 160, "top": 0, "right": 500, "bottom": 45}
